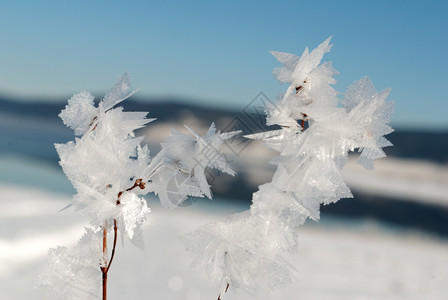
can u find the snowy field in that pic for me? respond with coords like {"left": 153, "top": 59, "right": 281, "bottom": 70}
{"left": 1, "top": 154, "right": 448, "bottom": 299}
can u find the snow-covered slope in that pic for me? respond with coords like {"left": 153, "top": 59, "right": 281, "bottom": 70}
{"left": 342, "top": 156, "right": 448, "bottom": 208}
{"left": 1, "top": 185, "right": 447, "bottom": 300}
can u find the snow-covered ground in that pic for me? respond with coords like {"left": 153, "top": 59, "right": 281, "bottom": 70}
{"left": 1, "top": 183, "right": 448, "bottom": 300}
{"left": 1, "top": 150, "right": 448, "bottom": 299}
{"left": 342, "top": 156, "right": 448, "bottom": 208}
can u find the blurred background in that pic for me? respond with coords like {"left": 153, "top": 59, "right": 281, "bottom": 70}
{"left": 1, "top": 1, "right": 447, "bottom": 299}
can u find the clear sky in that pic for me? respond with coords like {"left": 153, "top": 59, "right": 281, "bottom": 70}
{"left": 0, "top": 0, "right": 447, "bottom": 129}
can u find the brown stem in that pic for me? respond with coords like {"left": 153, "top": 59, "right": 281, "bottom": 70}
{"left": 217, "top": 283, "right": 230, "bottom": 300}
{"left": 117, "top": 178, "right": 145, "bottom": 204}
{"left": 101, "top": 224, "right": 108, "bottom": 300}
{"left": 100, "top": 179, "right": 146, "bottom": 299}
{"left": 102, "top": 225, "right": 107, "bottom": 260}
{"left": 301, "top": 113, "right": 308, "bottom": 131}
{"left": 102, "top": 269, "right": 107, "bottom": 300}
{"left": 101, "top": 220, "right": 118, "bottom": 300}
{"left": 295, "top": 85, "right": 309, "bottom": 132}
{"left": 89, "top": 116, "right": 98, "bottom": 132}
{"left": 106, "top": 220, "right": 118, "bottom": 273}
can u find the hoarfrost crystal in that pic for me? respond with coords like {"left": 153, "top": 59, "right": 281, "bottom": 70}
{"left": 39, "top": 228, "right": 102, "bottom": 299}
{"left": 40, "top": 73, "right": 239, "bottom": 298}
{"left": 150, "top": 123, "right": 240, "bottom": 208}
{"left": 183, "top": 37, "right": 394, "bottom": 297}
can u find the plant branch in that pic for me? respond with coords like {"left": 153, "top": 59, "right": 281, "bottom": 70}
{"left": 117, "top": 178, "right": 146, "bottom": 204}
{"left": 106, "top": 219, "right": 118, "bottom": 273}
{"left": 101, "top": 223, "right": 108, "bottom": 300}
{"left": 295, "top": 85, "right": 308, "bottom": 131}
{"left": 217, "top": 283, "right": 230, "bottom": 300}
{"left": 100, "top": 179, "right": 146, "bottom": 300}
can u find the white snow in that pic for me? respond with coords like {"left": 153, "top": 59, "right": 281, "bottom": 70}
{"left": 343, "top": 156, "right": 448, "bottom": 207}
{"left": 1, "top": 184, "right": 447, "bottom": 299}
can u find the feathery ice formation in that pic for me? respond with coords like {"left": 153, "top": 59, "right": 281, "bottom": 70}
{"left": 182, "top": 37, "right": 394, "bottom": 297}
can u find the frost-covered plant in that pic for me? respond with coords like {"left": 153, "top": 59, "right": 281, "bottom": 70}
{"left": 39, "top": 73, "right": 239, "bottom": 299}
{"left": 182, "top": 37, "right": 394, "bottom": 298}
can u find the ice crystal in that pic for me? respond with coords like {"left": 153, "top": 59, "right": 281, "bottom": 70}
{"left": 39, "top": 228, "right": 102, "bottom": 299}
{"left": 150, "top": 123, "right": 240, "bottom": 208}
{"left": 58, "top": 91, "right": 98, "bottom": 136}
{"left": 40, "top": 73, "right": 238, "bottom": 297}
{"left": 183, "top": 37, "right": 394, "bottom": 296}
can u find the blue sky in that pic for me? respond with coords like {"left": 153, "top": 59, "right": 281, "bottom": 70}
{"left": 0, "top": 0, "right": 447, "bottom": 129}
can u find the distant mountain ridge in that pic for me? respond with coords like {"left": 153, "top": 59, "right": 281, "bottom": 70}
{"left": 1, "top": 96, "right": 447, "bottom": 163}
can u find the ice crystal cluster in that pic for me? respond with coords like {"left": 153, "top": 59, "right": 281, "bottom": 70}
{"left": 39, "top": 73, "right": 239, "bottom": 298}
{"left": 182, "top": 37, "right": 394, "bottom": 297}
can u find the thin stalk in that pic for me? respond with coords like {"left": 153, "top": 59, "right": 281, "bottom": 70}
{"left": 295, "top": 85, "right": 308, "bottom": 131}
{"left": 101, "top": 224, "right": 108, "bottom": 300}
{"left": 100, "top": 179, "right": 145, "bottom": 300}
{"left": 100, "top": 220, "right": 118, "bottom": 300}
{"left": 102, "top": 265, "right": 107, "bottom": 300}
{"left": 217, "top": 283, "right": 230, "bottom": 300}
{"left": 106, "top": 220, "right": 118, "bottom": 273}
